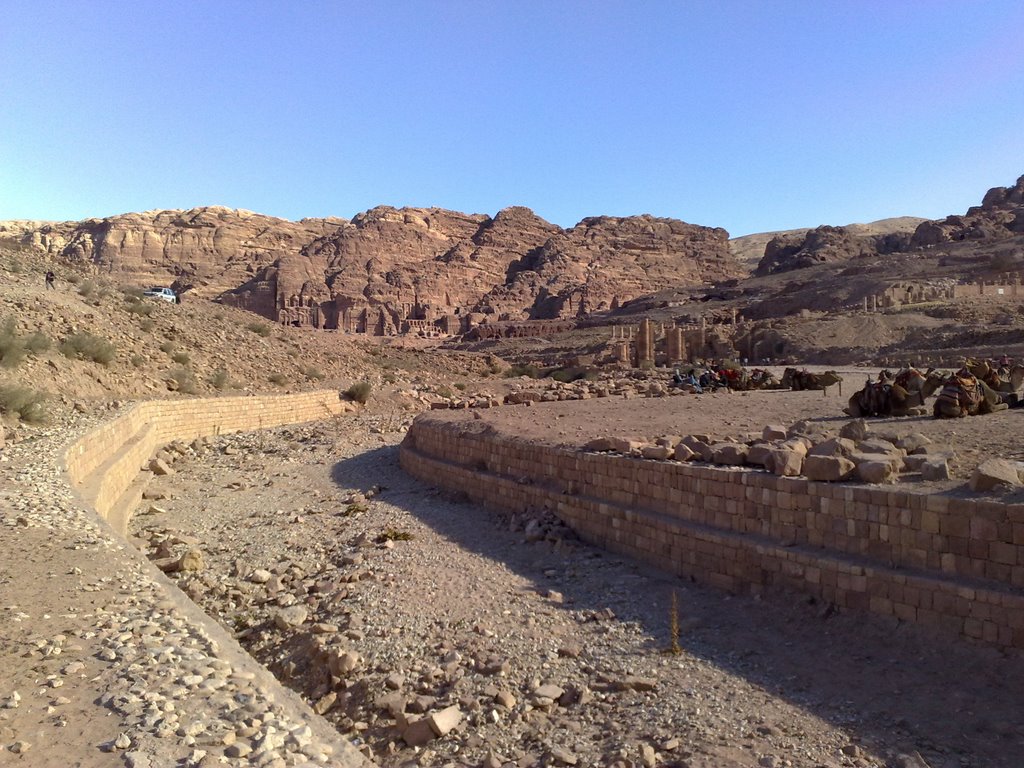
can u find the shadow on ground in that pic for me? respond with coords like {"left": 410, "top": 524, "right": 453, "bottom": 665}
{"left": 332, "top": 444, "right": 1024, "bottom": 768}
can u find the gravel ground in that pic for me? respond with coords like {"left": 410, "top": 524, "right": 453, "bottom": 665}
{"left": 131, "top": 400, "right": 1024, "bottom": 768}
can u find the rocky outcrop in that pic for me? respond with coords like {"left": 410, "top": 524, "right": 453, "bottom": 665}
{"left": 478, "top": 215, "right": 738, "bottom": 320}
{"left": 755, "top": 225, "right": 909, "bottom": 276}
{"left": 910, "top": 175, "right": 1024, "bottom": 247}
{"left": 18, "top": 207, "right": 346, "bottom": 299}
{"left": 224, "top": 208, "right": 739, "bottom": 334}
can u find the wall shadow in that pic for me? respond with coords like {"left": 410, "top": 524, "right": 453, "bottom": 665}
{"left": 332, "top": 444, "right": 1024, "bottom": 768}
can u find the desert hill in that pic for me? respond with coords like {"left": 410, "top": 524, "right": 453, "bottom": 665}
{"left": 3, "top": 205, "right": 743, "bottom": 336}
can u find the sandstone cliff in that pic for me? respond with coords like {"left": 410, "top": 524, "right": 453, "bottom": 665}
{"left": 17, "top": 207, "right": 346, "bottom": 298}
{"left": 223, "top": 207, "right": 738, "bottom": 333}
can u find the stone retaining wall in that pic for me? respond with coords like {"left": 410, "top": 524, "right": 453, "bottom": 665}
{"left": 401, "top": 415, "right": 1024, "bottom": 651}
{"left": 66, "top": 390, "right": 347, "bottom": 532}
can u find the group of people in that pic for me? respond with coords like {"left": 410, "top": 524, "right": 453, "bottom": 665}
{"left": 671, "top": 363, "right": 747, "bottom": 393}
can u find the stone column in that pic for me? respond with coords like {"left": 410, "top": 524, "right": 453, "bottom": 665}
{"left": 636, "top": 318, "right": 655, "bottom": 368}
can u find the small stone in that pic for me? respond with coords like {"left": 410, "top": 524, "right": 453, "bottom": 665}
{"left": 114, "top": 732, "right": 132, "bottom": 750}
{"left": 225, "top": 742, "right": 252, "bottom": 758}
{"left": 149, "top": 458, "right": 174, "bottom": 476}
{"left": 274, "top": 605, "right": 308, "bottom": 629}
{"left": 249, "top": 569, "right": 272, "bottom": 584}
{"left": 550, "top": 746, "right": 577, "bottom": 765}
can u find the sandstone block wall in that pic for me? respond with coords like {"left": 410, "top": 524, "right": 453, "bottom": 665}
{"left": 401, "top": 416, "right": 1024, "bottom": 651}
{"left": 66, "top": 390, "right": 346, "bottom": 533}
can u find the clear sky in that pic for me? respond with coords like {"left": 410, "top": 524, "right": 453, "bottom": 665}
{"left": 1, "top": 1, "right": 1022, "bottom": 237}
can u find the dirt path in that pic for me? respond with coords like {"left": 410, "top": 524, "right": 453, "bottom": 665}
{"left": 132, "top": 404, "right": 1024, "bottom": 768}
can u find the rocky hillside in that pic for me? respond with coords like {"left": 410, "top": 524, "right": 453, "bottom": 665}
{"left": 752, "top": 176, "right": 1024, "bottom": 276}
{"left": 3, "top": 206, "right": 742, "bottom": 335}
{"left": 0, "top": 207, "right": 347, "bottom": 299}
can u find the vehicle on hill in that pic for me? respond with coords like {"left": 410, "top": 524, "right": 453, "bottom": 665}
{"left": 144, "top": 287, "right": 177, "bottom": 303}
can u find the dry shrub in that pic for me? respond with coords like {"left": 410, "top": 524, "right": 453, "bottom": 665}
{"left": 247, "top": 321, "right": 272, "bottom": 337}
{"left": 344, "top": 381, "right": 372, "bottom": 404}
{"left": 0, "top": 383, "right": 48, "bottom": 423}
{"left": 168, "top": 367, "right": 198, "bottom": 394}
{"left": 210, "top": 368, "right": 230, "bottom": 390}
{"left": 59, "top": 332, "right": 116, "bottom": 365}
{"left": 24, "top": 331, "right": 51, "bottom": 354}
{"left": 268, "top": 371, "right": 288, "bottom": 386}
{"left": 302, "top": 366, "right": 325, "bottom": 382}
{"left": 171, "top": 351, "right": 191, "bottom": 366}
{"left": 0, "top": 318, "right": 26, "bottom": 368}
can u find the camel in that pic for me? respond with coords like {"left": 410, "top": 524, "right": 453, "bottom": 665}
{"left": 933, "top": 371, "right": 1007, "bottom": 418}
{"left": 781, "top": 368, "right": 843, "bottom": 396}
{"left": 846, "top": 368, "right": 944, "bottom": 417}
{"left": 965, "top": 359, "right": 1024, "bottom": 394}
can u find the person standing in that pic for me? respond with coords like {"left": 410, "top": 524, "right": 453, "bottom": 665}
{"left": 45, "top": 270, "right": 56, "bottom": 289}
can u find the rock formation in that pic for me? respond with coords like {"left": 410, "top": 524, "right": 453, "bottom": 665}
{"left": 223, "top": 208, "right": 740, "bottom": 334}
{"left": 910, "top": 174, "right": 1024, "bottom": 247}
{"left": 16, "top": 207, "right": 347, "bottom": 298}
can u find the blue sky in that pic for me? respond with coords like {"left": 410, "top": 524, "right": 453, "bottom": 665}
{"left": 1, "top": 1, "right": 1022, "bottom": 236}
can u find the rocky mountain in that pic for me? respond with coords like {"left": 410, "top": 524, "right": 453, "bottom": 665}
{"left": 225, "top": 207, "right": 739, "bottom": 334}
{"left": 3, "top": 207, "right": 347, "bottom": 298}
{"left": 751, "top": 176, "right": 1024, "bottom": 276}
{"left": 4, "top": 204, "right": 738, "bottom": 335}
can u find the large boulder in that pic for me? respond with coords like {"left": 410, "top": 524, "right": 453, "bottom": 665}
{"left": 970, "top": 459, "right": 1023, "bottom": 491}
{"left": 804, "top": 455, "right": 856, "bottom": 482}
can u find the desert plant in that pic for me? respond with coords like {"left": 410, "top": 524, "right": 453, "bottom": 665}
{"left": 376, "top": 528, "right": 414, "bottom": 542}
{"left": 454, "top": 382, "right": 467, "bottom": 391}
{"left": 159, "top": 340, "right": 175, "bottom": 354}
{"left": 64, "top": 272, "right": 81, "bottom": 285}
{"left": 246, "top": 321, "right": 272, "bottom": 337}
{"left": 24, "top": 331, "right": 51, "bottom": 354}
{"left": 505, "top": 364, "right": 543, "bottom": 379}
{"left": 59, "top": 332, "right": 116, "bottom": 365}
{"left": 126, "top": 300, "right": 154, "bottom": 317}
{"left": 130, "top": 354, "right": 146, "bottom": 367}
{"left": 6, "top": 257, "right": 22, "bottom": 273}
{"left": 139, "top": 318, "right": 155, "bottom": 332}
{"left": 167, "top": 367, "right": 198, "bottom": 394}
{"left": 0, "top": 383, "right": 48, "bottom": 423}
{"left": 210, "top": 368, "right": 230, "bottom": 390}
{"left": 344, "top": 381, "right": 372, "bottom": 404}
{"left": 122, "top": 287, "right": 145, "bottom": 301}
{"left": 77, "top": 280, "right": 95, "bottom": 298}
{"left": 171, "top": 351, "right": 191, "bottom": 366}
{"left": 302, "top": 366, "right": 325, "bottom": 382}
{"left": 0, "top": 318, "right": 26, "bottom": 368}
{"left": 268, "top": 371, "right": 288, "bottom": 386}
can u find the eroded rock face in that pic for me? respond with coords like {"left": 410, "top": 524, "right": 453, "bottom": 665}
{"left": 12, "top": 204, "right": 741, "bottom": 334}
{"left": 22, "top": 207, "right": 347, "bottom": 300}
{"left": 756, "top": 225, "right": 909, "bottom": 276}
{"left": 911, "top": 175, "right": 1024, "bottom": 247}
{"left": 227, "top": 207, "right": 739, "bottom": 333}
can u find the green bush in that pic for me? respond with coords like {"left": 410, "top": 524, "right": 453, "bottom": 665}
{"left": 159, "top": 340, "right": 175, "bottom": 354}
{"left": 0, "top": 318, "right": 26, "bottom": 368}
{"left": 505, "top": 364, "right": 543, "bottom": 379}
{"left": 130, "top": 354, "right": 146, "bottom": 367}
{"left": 246, "top": 321, "right": 272, "bottom": 337}
{"left": 344, "top": 381, "right": 372, "bottom": 404}
{"left": 0, "top": 383, "right": 48, "bottom": 423}
{"left": 59, "top": 332, "right": 116, "bottom": 365}
{"left": 550, "top": 366, "right": 595, "bottom": 383}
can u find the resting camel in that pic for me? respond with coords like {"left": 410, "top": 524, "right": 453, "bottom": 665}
{"left": 965, "top": 359, "right": 1024, "bottom": 394}
{"left": 781, "top": 368, "right": 843, "bottom": 396}
{"left": 846, "top": 368, "right": 944, "bottom": 417}
{"left": 933, "top": 371, "right": 1007, "bottom": 418}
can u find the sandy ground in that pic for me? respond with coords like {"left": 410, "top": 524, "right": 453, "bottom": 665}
{"left": 129, "top": 388, "right": 1024, "bottom": 768}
